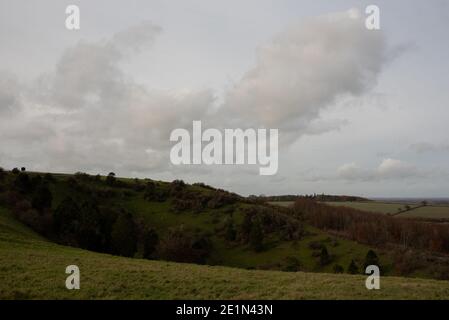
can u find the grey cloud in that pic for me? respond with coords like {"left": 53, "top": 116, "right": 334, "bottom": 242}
{"left": 0, "top": 10, "right": 393, "bottom": 179}
{"left": 0, "top": 72, "right": 22, "bottom": 114}
{"left": 409, "top": 142, "right": 449, "bottom": 154}
{"left": 303, "top": 118, "right": 350, "bottom": 135}
{"left": 220, "top": 9, "right": 389, "bottom": 144}
{"left": 1, "top": 21, "right": 213, "bottom": 174}
{"left": 112, "top": 20, "right": 162, "bottom": 53}
{"left": 336, "top": 158, "right": 437, "bottom": 182}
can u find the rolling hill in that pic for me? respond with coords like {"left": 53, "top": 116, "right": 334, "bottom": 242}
{"left": 1, "top": 206, "right": 449, "bottom": 300}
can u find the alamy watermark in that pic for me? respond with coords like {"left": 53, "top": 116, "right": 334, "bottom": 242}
{"left": 365, "top": 265, "right": 380, "bottom": 290}
{"left": 169, "top": 121, "right": 278, "bottom": 175}
{"left": 65, "top": 265, "right": 80, "bottom": 290}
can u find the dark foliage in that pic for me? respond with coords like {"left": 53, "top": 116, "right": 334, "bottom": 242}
{"left": 333, "top": 264, "right": 344, "bottom": 273}
{"left": 142, "top": 227, "right": 159, "bottom": 259}
{"left": 111, "top": 211, "right": 138, "bottom": 257}
{"left": 249, "top": 218, "right": 264, "bottom": 252}
{"left": 347, "top": 260, "right": 359, "bottom": 274}
{"left": 364, "top": 249, "right": 380, "bottom": 270}
{"left": 319, "top": 246, "right": 331, "bottom": 266}
{"left": 294, "top": 198, "right": 449, "bottom": 254}
{"left": 156, "top": 227, "right": 212, "bottom": 264}
{"left": 224, "top": 218, "right": 237, "bottom": 242}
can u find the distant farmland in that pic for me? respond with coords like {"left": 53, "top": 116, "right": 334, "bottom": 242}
{"left": 269, "top": 201, "right": 449, "bottom": 220}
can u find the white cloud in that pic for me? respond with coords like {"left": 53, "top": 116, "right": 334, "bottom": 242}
{"left": 0, "top": 9, "right": 392, "bottom": 180}
{"left": 220, "top": 9, "right": 388, "bottom": 144}
{"left": 409, "top": 142, "right": 449, "bottom": 154}
{"left": 0, "top": 72, "right": 22, "bottom": 114}
{"left": 377, "top": 158, "right": 417, "bottom": 179}
{"left": 336, "top": 158, "right": 434, "bottom": 182}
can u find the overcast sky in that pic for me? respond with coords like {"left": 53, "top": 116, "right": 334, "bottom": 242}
{"left": 1, "top": 0, "right": 449, "bottom": 197}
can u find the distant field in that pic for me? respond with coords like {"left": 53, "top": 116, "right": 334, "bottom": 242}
{"left": 325, "top": 201, "right": 404, "bottom": 214}
{"left": 396, "top": 206, "right": 449, "bottom": 219}
{"left": 268, "top": 201, "right": 294, "bottom": 207}
{"left": 269, "top": 201, "right": 449, "bottom": 219}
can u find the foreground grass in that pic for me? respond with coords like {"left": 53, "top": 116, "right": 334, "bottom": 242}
{"left": 1, "top": 208, "right": 449, "bottom": 299}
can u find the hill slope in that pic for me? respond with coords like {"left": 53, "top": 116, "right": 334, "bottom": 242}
{"left": 1, "top": 207, "right": 449, "bottom": 299}
{"left": 0, "top": 171, "right": 395, "bottom": 275}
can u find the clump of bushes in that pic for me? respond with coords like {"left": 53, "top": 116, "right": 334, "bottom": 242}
{"left": 156, "top": 227, "right": 212, "bottom": 264}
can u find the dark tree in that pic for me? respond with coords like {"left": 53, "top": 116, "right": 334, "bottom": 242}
{"left": 170, "top": 179, "right": 186, "bottom": 197}
{"left": 240, "top": 211, "right": 253, "bottom": 240}
{"left": 77, "top": 200, "right": 106, "bottom": 251}
{"left": 224, "top": 219, "right": 236, "bottom": 242}
{"left": 333, "top": 264, "right": 344, "bottom": 273}
{"left": 14, "top": 173, "right": 31, "bottom": 193}
{"left": 249, "top": 219, "right": 264, "bottom": 252}
{"left": 31, "top": 184, "right": 53, "bottom": 212}
{"left": 319, "top": 246, "right": 331, "bottom": 266}
{"left": 364, "top": 249, "right": 380, "bottom": 270}
{"left": 143, "top": 181, "right": 156, "bottom": 200}
{"left": 347, "top": 260, "right": 359, "bottom": 274}
{"left": 142, "top": 227, "right": 159, "bottom": 259}
{"left": 21, "top": 167, "right": 26, "bottom": 172}
{"left": 283, "top": 256, "right": 301, "bottom": 272}
{"left": 12, "top": 168, "right": 20, "bottom": 174}
{"left": 156, "top": 227, "right": 211, "bottom": 264}
{"left": 106, "top": 172, "right": 116, "bottom": 186}
{"left": 53, "top": 197, "right": 81, "bottom": 244}
{"left": 111, "top": 212, "right": 137, "bottom": 257}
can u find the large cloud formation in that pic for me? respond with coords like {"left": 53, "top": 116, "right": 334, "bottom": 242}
{"left": 220, "top": 9, "right": 386, "bottom": 143}
{"left": 0, "top": 10, "right": 390, "bottom": 178}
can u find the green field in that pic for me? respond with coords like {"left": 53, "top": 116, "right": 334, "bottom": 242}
{"left": 324, "top": 201, "right": 449, "bottom": 219}
{"left": 396, "top": 206, "right": 449, "bottom": 219}
{"left": 270, "top": 201, "right": 449, "bottom": 219}
{"left": 325, "top": 201, "right": 405, "bottom": 214}
{"left": 1, "top": 206, "right": 449, "bottom": 299}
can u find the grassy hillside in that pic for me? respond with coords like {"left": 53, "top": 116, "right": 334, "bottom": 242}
{"left": 0, "top": 171, "right": 393, "bottom": 275}
{"left": 1, "top": 206, "right": 449, "bottom": 300}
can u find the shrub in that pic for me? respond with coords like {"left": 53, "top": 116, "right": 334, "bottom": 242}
{"left": 111, "top": 212, "right": 138, "bottom": 257}
{"left": 144, "top": 181, "right": 168, "bottom": 202}
{"left": 308, "top": 241, "right": 324, "bottom": 250}
{"left": 282, "top": 256, "right": 301, "bottom": 272}
{"left": 31, "top": 184, "right": 53, "bottom": 212}
{"left": 249, "top": 219, "right": 264, "bottom": 252}
{"left": 239, "top": 211, "right": 254, "bottom": 241}
{"left": 14, "top": 173, "right": 31, "bottom": 193}
{"left": 364, "top": 249, "right": 380, "bottom": 270}
{"left": 224, "top": 219, "right": 237, "bottom": 242}
{"left": 333, "top": 264, "right": 344, "bottom": 273}
{"left": 170, "top": 179, "right": 186, "bottom": 196}
{"left": 319, "top": 246, "right": 331, "bottom": 266}
{"left": 156, "top": 227, "right": 211, "bottom": 264}
{"left": 142, "top": 227, "right": 159, "bottom": 259}
{"left": 106, "top": 172, "right": 116, "bottom": 186}
{"left": 347, "top": 260, "right": 359, "bottom": 274}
